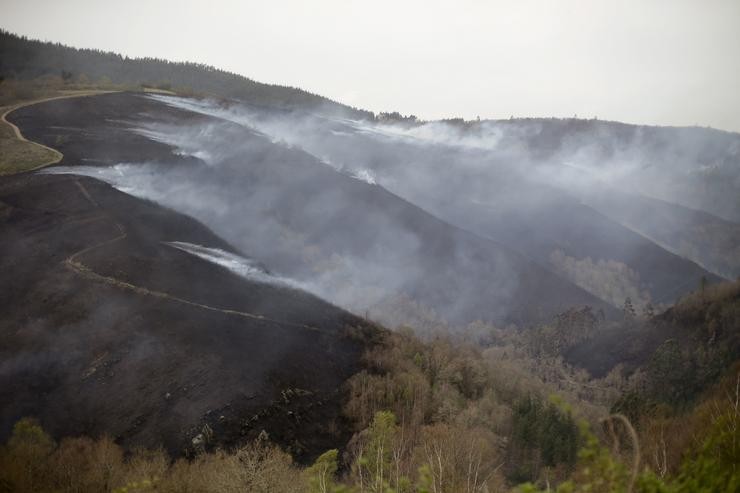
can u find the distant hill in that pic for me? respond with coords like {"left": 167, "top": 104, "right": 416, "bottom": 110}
{"left": 0, "top": 29, "right": 373, "bottom": 118}
{"left": 489, "top": 117, "right": 740, "bottom": 224}
{"left": 583, "top": 188, "right": 740, "bottom": 280}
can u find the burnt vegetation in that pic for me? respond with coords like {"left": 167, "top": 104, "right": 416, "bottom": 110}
{"left": 0, "top": 30, "right": 739, "bottom": 492}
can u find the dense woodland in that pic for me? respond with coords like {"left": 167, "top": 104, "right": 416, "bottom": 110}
{"left": 1, "top": 281, "right": 738, "bottom": 492}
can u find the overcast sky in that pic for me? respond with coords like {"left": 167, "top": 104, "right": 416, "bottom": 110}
{"left": 3, "top": 0, "right": 739, "bottom": 131}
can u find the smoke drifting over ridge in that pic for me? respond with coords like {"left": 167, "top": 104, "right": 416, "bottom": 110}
{"left": 149, "top": 95, "right": 739, "bottom": 280}
{"left": 150, "top": 94, "right": 740, "bottom": 223}
{"left": 204, "top": 97, "right": 740, "bottom": 257}
{"left": 45, "top": 94, "right": 739, "bottom": 328}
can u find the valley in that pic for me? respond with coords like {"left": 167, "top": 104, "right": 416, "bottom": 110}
{"left": 0, "top": 26, "right": 738, "bottom": 493}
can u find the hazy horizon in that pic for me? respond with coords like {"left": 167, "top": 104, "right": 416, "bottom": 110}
{"left": 2, "top": 0, "right": 740, "bottom": 132}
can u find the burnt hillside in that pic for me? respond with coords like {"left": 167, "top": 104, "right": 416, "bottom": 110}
{"left": 0, "top": 169, "right": 378, "bottom": 462}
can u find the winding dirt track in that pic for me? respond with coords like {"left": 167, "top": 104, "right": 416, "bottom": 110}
{"left": 65, "top": 179, "right": 328, "bottom": 335}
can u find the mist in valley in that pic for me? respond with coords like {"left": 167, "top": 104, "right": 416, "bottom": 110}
{"left": 43, "top": 94, "right": 740, "bottom": 331}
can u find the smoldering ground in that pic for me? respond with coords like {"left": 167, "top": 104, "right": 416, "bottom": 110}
{"left": 147, "top": 94, "right": 738, "bottom": 292}
{"left": 0, "top": 162, "right": 372, "bottom": 458}
{"left": 44, "top": 93, "right": 737, "bottom": 329}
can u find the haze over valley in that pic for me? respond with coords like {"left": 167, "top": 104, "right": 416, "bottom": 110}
{"left": 0, "top": 6, "right": 739, "bottom": 491}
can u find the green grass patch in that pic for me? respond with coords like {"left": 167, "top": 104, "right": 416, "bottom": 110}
{"left": 0, "top": 116, "right": 60, "bottom": 175}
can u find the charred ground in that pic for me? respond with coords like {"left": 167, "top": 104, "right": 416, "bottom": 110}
{"left": 1, "top": 91, "right": 734, "bottom": 467}
{"left": 0, "top": 153, "right": 379, "bottom": 462}
{"left": 8, "top": 93, "right": 618, "bottom": 327}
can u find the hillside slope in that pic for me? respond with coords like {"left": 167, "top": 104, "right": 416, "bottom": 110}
{"left": 0, "top": 170, "right": 377, "bottom": 461}
{"left": 565, "top": 281, "right": 740, "bottom": 383}
{"left": 490, "top": 117, "right": 740, "bottom": 223}
{"left": 8, "top": 92, "right": 615, "bottom": 327}
{"left": 180, "top": 101, "right": 723, "bottom": 309}
{"left": 583, "top": 188, "right": 740, "bottom": 279}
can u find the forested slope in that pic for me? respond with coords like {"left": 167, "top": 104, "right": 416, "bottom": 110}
{"left": 0, "top": 29, "right": 372, "bottom": 118}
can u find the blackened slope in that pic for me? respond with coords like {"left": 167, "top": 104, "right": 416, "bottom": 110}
{"left": 232, "top": 150, "right": 616, "bottom": 325}
{"left": 10, "top": 93, "right": 614, "bottom": 326}
{"left": 0, "top": 172, "right": 376, "bottom": 462}
{"left": 201, "top": 106, "right": 724, "bottom": 311}
{"left": 28, "top": 91, "right": 720, "bottom": 308}
{"left": 7, "top": 91, "right": 207, "bottom": 167}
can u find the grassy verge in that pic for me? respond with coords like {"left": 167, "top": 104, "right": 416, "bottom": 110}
{"left": 0, "top": 79, "right": 143, "bottom": 176}
{"left": 0, "top": 110, "right": 60, "bottom": 175}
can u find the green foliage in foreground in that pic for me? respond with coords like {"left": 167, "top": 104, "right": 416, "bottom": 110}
{"left": 1, "top": 290, "right": 738, "bottom": 492}
{"left": 1, "top": 381, "right": 738, "bottom": 493}
{"left": 508, "top": 396, "right": 580, "bottom": 483}
{"left": 520, "top": 390, "right": 740, "bottom": 493}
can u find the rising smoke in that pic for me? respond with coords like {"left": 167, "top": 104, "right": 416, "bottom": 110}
{"left": 44, "top": 93, "right": 740, "bottom": 328}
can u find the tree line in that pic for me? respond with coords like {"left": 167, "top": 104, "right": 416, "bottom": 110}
{"left": 0, "top": 29, "right": 374, "bottom": 119}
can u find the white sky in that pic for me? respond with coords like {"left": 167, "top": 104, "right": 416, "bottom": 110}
{"left": 2, "top": 0, "right": 739, "bottom": 131}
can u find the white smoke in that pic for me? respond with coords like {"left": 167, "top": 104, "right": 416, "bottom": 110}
{"left": 42, "top": 93, "right": 740, "bottom": 327}
{"left": 166, "top": 241, "right": 310, "bottom": 291}
{"left": 351, "top": 169, "right": 377, "bottom": 185}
